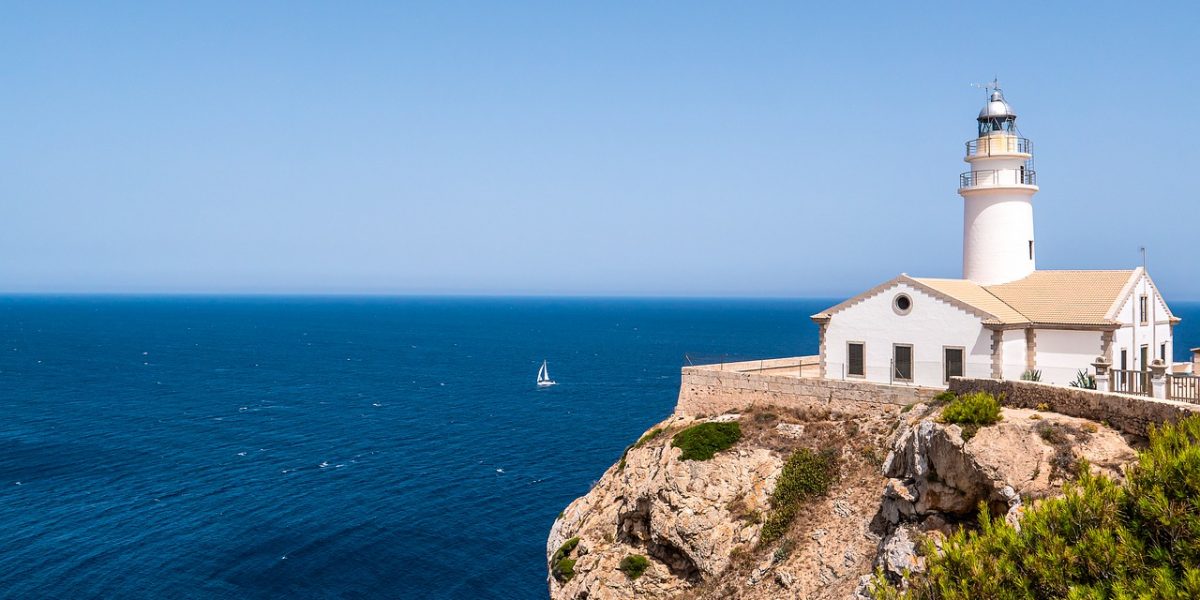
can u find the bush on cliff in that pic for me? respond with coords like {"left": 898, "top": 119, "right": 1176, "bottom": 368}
{"left": 938, "top": 392, "right": 1001, "bottom": 440}
{"left": 874, "top": 415, "right": 1200, "bottom": 599}
{"left": 551, "top": 537, "right": 580, "bottom": 583}
{"left": 618, "top": 554, "right": 650, "bottom": 579}
{"left": 671, "top": 422, "right": 741, "bottom": 461}
{"left": 760, "top": 448, "right": 836, "bottom": 544}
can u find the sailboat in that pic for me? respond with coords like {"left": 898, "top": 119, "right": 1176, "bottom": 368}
{"left": 536, "top": 360, "right": 557, "bottom": 388}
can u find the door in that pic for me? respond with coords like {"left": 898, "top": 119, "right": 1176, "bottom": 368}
{"left": 1140, "top": 345, "right": 1150, "bottom": 393}
{"left": 893, "top": 344, "right": 913, "bottom": 382}
{"left": 944, "top": 347, "right": 964, "bottom": 383}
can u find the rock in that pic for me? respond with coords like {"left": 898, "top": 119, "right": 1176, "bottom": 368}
{"left": 867, "top": 407, "right": 1137, "bottom": 591}
{"left": 775, "top": 570, "right": 794, "bottom": 588}
{"left": 878, "top": 526, "right": 925, "bottom": 579}
{"left": 833, "top": 499, "right": 853, "bottom": 518}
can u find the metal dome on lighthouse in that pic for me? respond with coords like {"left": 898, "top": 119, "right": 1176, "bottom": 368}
{"left": 959, "top": 81, "right": 1039, "bottom": 286}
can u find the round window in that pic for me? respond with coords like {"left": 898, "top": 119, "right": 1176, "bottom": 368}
{"left": 893, "top": 293, "right": 913, "bottom": 315}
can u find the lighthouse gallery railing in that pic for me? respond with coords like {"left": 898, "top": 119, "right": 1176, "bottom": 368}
{"left": 959, "top": 168, "right": 1037, "bottom": 189}
{"left": 965, "top": 136, "right": 1033, "bottom": 157}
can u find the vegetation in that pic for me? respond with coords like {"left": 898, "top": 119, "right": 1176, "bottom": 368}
{"left": 618, "top": 554, "right": 650, "bottom": 579}
{"left": 551, "top": 537, "right": 581, "bottom": 583}
{"left": 872, "top": 415, "right": 1200, "bottom": 599}
{"left": 1069, "top": 369, "right": 1098, "bottom": 389}
{"left": 671, "top": 422, "right": 742, "bottom": 461}
{"left": 931, "top": 391, "right": 957, "bottom": 406}
{"left": 760, "top": 448, "right": 837, "bottom": 543}
{"left": 938, "top": 392, "right": 1002, "bottom": 441}
{"left": 1020, "top": 369, "right": 1043, "bottom": 382}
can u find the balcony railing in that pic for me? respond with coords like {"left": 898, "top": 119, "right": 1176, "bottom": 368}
{"left": 965, "top": 136, "right": 1032, "bottom": 158}
{"left": 959, "top": 168, "right": 1037, "bottom": 189}
{"left": 1170, "top": 374, "right": 1200, "bottom": 403}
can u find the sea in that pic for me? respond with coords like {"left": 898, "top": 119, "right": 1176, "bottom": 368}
{"left": 1, "top": 296, "right": 1197, "bottom": 599}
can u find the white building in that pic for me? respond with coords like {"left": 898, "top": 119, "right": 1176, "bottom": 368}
{"left": 812, "top": 85, "right": 1180, "bottom": 388}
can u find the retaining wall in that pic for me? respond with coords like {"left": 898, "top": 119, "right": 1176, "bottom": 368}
{"left": 676, "top": 361, "right": 940, "bottom": 417}
{"left": 949, "top": 377, "right": 1200, "bottom": 437}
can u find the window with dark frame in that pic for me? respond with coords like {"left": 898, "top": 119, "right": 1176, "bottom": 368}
{"left": 944, "top": 347, "right": 964, "bottom": 383}
{"left": 1140, "top": 296, "right": 1149, "bottom": 324}
{"left": 847, "top": 342, "right": 865, "bottom": 377}
{"left": 893, "top": 345, "right": 913, "bottom": 382}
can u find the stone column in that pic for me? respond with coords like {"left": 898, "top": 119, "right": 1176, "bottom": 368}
{"left": 1192, "top": 348, "right": 1200, "bottom": 375}
{"left": 1150, "top": 359, "right": 1168, "bottom": 400}
{"left": 1092, "top": 356, "right": 1112, "bottom": 392}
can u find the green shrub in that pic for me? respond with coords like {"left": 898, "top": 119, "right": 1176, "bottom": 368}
{"left": 671, "top": 422, "right": 742, "bottom": 461}
{"left": 552, "top": 558, "right": 577, "bottom": 582}
{"left": 873, "top": 415, "right": 1200, "bottom": 599}
{"left": 551, "top": 537, "right": 581, "bottom": 582}
{"left": 618, "top": 554, "right": 650, "bottom": 579}
{"left": 760, "top": 448, "right": 836, "bottom": 543}
{"left": 1020, "top": 369, "right": 1042, "bottom": 382}
{"left": 939, "top": 392, "right": 1001, "bottom": 427}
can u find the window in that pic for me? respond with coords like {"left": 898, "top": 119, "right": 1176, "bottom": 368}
{"left": 1140, "top": 295, "right": 1149, "bottom": 324}
{"left": 1028, "top": 240, "right": 1034, "bottom": 260}
{"left": 1121, "top": 349, "right": 1128, "bottom": 371}
{"left": 1161, "top": 343, "right": 1168, "bottom": 361}
{"left": 944, "top": 347, "right": 965, "bottom": 383}
{"left": 893, "top": 344, "right": 913, "bottom": 382}
{"left": 893, "top": 293, "right": 913, "bottom": 316}
{"left": 847, "top": 342, "right": 865, "bottom": 377}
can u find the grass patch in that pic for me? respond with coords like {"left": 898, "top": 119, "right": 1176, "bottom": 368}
{"left": 551, "top": 537, "right": 580, "bottom": 583}
{"left": 671, "top": 422, "right": 742, "bottom": 461}
{"left": 618, "top": 554, "right": 650, "bottom": 580}
{"left": 873, "top": 415, "right": 1200, "bottom": 599}
{"left": 760, "top": 448, "right": 836, "bottom": 544}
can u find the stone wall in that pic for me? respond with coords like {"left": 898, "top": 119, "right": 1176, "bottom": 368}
{"left": 949, "top": 377, "right": 1200, "bottom": 437}
{"left": 676, "top": 361, "right": 940, "bottom": 418}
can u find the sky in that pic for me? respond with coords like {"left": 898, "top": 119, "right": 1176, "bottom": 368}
{"left": 4, "top": 2, "right": 1199, "bottom": 298}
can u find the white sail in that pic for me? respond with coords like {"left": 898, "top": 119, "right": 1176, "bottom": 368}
{"left": 537, "top": 360, "right": 555, "bottom": 386}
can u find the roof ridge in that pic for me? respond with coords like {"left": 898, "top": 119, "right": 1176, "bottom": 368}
{"left": 977, "top": 285, "right": 1033, "bottom": 322}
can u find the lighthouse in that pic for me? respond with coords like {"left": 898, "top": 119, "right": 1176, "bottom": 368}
{"left": 958, "top": 84, "right": 1038, "bottom": 285}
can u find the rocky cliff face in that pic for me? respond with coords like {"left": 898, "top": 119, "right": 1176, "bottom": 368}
{"left": 548, "top": 404, "right": 1137, "bottom": 600}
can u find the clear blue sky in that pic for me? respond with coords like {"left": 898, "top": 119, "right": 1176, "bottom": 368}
{"left": 4, "top": 2, "right": 1198, "bottom": 298}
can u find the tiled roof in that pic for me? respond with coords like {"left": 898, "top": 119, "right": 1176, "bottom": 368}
{"left": 814, "top": 269, "right": 1153, "bottom": 328}
{"left": 984, "top": 270, "right": 1139, "bottom": 326}
{"left": 910, "top": 278, "right": 1030, "bottom": 325}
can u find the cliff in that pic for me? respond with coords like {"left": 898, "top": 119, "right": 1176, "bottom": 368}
{"left": 547, "top": 401, "right": 1137, "bottom": 600}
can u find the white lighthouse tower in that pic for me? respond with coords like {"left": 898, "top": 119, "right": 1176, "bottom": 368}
{"left": 958, "top": 83, "right": 1038, "bottom": 285}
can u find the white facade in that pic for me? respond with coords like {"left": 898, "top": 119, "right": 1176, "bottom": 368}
{"left": 1111, "top": 272, "right": 1175, "bottom": 371}
{"left": 820, "top": 281, "right": 994, "bottom": 387}
{"left": 1032, "top": 329, "right": 1104, "bottom": 385}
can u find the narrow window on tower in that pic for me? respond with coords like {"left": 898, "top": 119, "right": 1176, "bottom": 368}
{"left": 1028, "top": 240, "right": 1034, "bottom": 260}
{"left": 1140, "top": 295, "right": 1149, "bottom": 324}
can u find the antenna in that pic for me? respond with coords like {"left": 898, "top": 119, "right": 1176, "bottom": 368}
{"left": 1139, "top": 246, "right": 1148, "bottom": 271}
{"left": 970, "top": 78, "right": 1002, "bottom": 93}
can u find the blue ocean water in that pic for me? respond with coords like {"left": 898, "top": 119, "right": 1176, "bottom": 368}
{"left": 1, "top": 297, "right": 1197, "bottom": 599}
